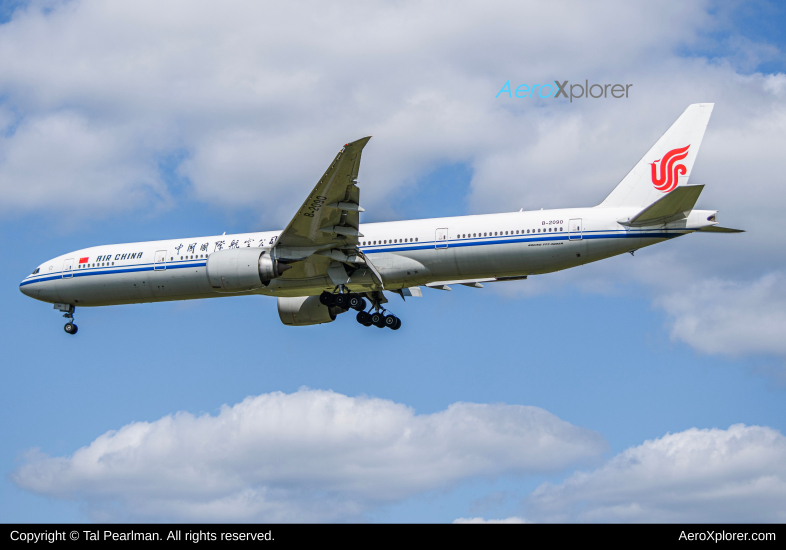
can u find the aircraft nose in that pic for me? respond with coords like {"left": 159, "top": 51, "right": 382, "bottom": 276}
{"left": 19, "top": 281, "right": 34, "bottom": 297}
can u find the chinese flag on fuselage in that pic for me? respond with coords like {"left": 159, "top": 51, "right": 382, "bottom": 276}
{"left": 79, "top": 257, "right": 89, "bottom": 264}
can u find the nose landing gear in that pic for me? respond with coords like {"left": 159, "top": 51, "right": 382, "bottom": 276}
{"left": 54, "top": 303, "right": 78, "bottom": 335}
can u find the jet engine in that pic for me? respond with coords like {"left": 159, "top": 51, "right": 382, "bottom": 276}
{"left": 278, "top": 295, "right": 345, "bottom": 326}
{"left": 206, "top": 248, "right": 290, "bottom": 292}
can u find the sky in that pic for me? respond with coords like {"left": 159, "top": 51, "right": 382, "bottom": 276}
{"left": 1, "top": 0, "right": 786, "bottom": 522}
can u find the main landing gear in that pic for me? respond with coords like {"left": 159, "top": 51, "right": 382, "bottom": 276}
{"left": 321, "top": 290, "right": 401, "bottom": 331}
{"left": 54, "top": 303, "right": 78, "bottom": 335}
{"left": 357, "top": 310, "right": 401, "bottom": 330}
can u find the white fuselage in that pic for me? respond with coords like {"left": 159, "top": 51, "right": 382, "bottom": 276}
{"left": 19, "top": 205, "right": 708, "bottom": 307}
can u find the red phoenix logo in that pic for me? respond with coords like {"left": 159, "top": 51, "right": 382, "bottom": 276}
{"left": 650, "top": 144, "right": 690, "bottom": 193}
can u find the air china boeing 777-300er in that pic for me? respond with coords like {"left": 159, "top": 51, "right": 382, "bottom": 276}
{"left": 20, "top": 103, "right": 741, "bottom": 334}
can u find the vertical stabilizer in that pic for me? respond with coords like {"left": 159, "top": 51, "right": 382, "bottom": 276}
{"left": 599, "top": 103, "right": 713, "bottom": 208}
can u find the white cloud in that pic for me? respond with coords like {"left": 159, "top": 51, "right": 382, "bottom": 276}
{"left": 0, "top": 111, "right": 168, "bottom": 211}
{"left": 13, "top": 388, "right": 607, "bottom": 522}
{"left": 657, "top": 272, "right": 786, "bottom": 358}
{"left": 525, "top": 424, "right": 786, "bottom": 522}
{"left": 649, "top": 272, "right": 786, "bottom": 383}
{"left": 0, "top": 0, "right": 747, "bottom": 220}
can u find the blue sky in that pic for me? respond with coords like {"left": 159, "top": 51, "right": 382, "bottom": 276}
{"left": 1, "top": 0, "right": 786, "bottom": 522}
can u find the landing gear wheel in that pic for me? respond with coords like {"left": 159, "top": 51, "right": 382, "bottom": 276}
{"left": 384, "top": 315, "right": 399, "bottom": 329}
{"left": 334, "top": 294, "right": 349, "bottom": 309}
{"left": 356, "top": 311, "right": 372, "bottom": 326}
{"left": 319, "top": 292, "right": 335, "bottom": 306}
{"left": 64, "top": 322, "right": 78, "bottom": 335}
{"left": 391, "top": 317, "right": 402, "bottom": 330}
{"left": 370, "top": 312, "right": 386, "bottom": 328}
{"left": 349, "top": 296, "right": 366, "bottom": 311}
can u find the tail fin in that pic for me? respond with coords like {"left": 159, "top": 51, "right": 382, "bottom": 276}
{"left": 599, "top": 103, "right": 713, "bottom": 208}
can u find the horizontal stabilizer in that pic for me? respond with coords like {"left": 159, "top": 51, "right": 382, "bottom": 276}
{"left": 697, "top": 225, "right": 745, "bottom": 233}
{"left": 622, "top": 185, "right": 704, "bottom": 226}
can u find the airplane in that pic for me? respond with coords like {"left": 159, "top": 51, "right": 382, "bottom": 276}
{"left": 20, "top": 103, "right": 742, "bottom": 334}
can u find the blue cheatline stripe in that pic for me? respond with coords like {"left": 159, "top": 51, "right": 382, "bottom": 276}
{"left": 360, "top": 229, "right": 686, "bottom": 253}
{"left": 19, "top": 260, "right": 208, "bottom": 287}
{"left": 20, "top": 230, "right": 689, "bottom": 287}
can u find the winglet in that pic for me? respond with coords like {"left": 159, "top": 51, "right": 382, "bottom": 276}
{"left": 344, "top": 136, "right": 372, "bottom": 151}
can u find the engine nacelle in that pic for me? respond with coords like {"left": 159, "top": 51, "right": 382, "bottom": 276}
{"left": 278, "top": 295, "right": 341, "bottom": 326}
{"left": 206, "top": 248, "right": 290, "bottom": 292}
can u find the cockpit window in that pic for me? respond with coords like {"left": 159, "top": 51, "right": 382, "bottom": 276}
{"left": 32, "top": 268, "right": 40, "bottom": 275}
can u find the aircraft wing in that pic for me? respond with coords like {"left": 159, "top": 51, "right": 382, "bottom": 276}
{"left": 275, "top": 137, "right": 370, "bottom": 253}
{"left": 272, "top": 137, "right": 382, "bottom": 286}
